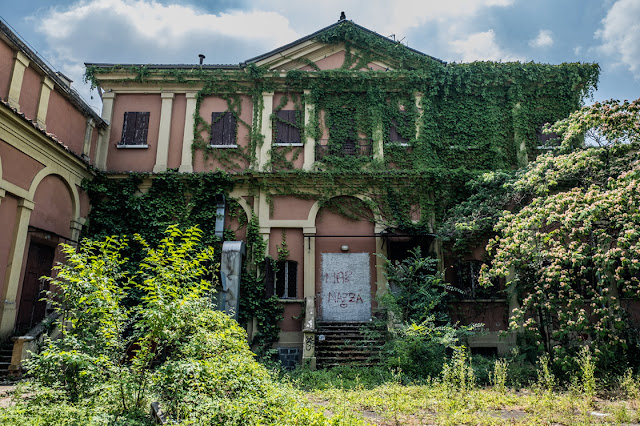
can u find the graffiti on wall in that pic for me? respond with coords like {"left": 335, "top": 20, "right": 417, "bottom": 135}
{"left": 320, "top": 252, "right": 371, "bottom": 321}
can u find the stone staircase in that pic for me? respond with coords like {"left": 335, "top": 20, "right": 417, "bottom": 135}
{"left": 0, "top": 340, "right": 13, "bottom": 378}
{"left": 315, "top": 321, "right": 386, "bottom": 368}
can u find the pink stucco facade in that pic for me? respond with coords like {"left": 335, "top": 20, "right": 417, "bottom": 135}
{"left": 0, "top": 139, "right": 45, "bottom": 190}
{"left": 0, "top": 41, "right": 13, "bottom": 100}
{"left": 46, "top": 89, "right": 87, "bottom": 154}
{"left": 107, "top": 93, "right": 162, "bottom": 172}
{"left": 18, "top": 65, "right": 40, "bottom": 120}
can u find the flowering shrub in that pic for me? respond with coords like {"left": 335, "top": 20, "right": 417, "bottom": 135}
{"left": 481, "top": 98, "right": 640, "bottom": 373}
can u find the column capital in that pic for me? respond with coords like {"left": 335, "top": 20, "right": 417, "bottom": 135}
{"left": 185, "top": 92, "right": 198, "bottom": 99}
{"left": 161, "top": 92, "right": 175, "bottom": 100}
{"left": 101, "top": 91, "right": 116, "bottom": 100}
{"left": 42, "top": 76, "right": 55, "bottom": 90}
{"left": 17, "top": 199, "right": 35, "bottom": 210}
{"left": 14, "top": 51, "right": 30, "bottom": 67}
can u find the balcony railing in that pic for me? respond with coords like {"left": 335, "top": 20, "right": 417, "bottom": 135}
{"left": 315, "top": 139, "right": 373, "bottom": 161}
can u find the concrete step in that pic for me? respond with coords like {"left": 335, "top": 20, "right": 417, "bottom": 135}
{"left": 315, "top": 321, "right": 386, "bottom": 369}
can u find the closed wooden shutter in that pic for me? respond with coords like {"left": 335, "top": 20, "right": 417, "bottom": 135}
{"left": 222, "top": 111, "right": 236, "bottom": 145}
{"left": 211, "top": 112, "right": 223, "bottom": 145}
{"left": 135, "top": 112, "right": 150, "bottom": 144}
{"left": 275, "top": 110, "right": 300, "bottom": 144}
{"left": 121, "top": 112, "right": 136, "bottom": 144}
{"left": 211, "top": 112, "right": 236, "bottom": 145}
{"left": 390, "top": 112, "right": 409, "bottom": 143}
{"left": 120, "top": 112, "right": 150, "bottom": 145}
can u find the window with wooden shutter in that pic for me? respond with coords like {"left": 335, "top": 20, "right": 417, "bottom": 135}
{"left": 389, "top": 111, "right": 409, "bottom": 144}
{"left": 119, "top": 112, "right": 150, "bottom": 146}
{"left": 274, "top": 110, "right": 301, "bottom": 145}
{"left": 210, "top": 111, "right": 237, "bottom": 146}
{"left": 264, "top": 259, "right": 298, "bottom": 299}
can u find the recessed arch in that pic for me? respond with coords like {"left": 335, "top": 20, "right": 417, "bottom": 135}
{"left": 28, "top": 167, "right": 80, "bottom": 224}
{"left": 308, "top": 194, "right": 383, "bottom": 228}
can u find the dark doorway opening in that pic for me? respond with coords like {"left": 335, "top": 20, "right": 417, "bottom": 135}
{"left": 16, "top": 241, "right": 55, "bottom": 333}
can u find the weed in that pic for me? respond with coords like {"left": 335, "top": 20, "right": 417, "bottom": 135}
{"left": 536, "top": 354, "right": 555, "bottom": 394}
{"left": 577, "top": 346, "right": 597, "bottom": 402}
{"left": 491, "top": 358, "right": 509, "bottom": 393}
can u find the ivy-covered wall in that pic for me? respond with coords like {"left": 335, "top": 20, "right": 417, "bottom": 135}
{"left": 86, "top": 20, "right": 598, "bottom": 230}
{"left": 82, "top": 20, "right": 599, "bottom": 348}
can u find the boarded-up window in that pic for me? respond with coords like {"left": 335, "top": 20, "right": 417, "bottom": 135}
{"left": 120, "top": 112, "right": 150, "bottom": 145}
{"left": 211, "top": 111, "right": 237, "bottom": 146}
{"left": 265, "top": 259, "right": 297, "bottom": 299}
{"left": 274, "top": 110, "right": 301, "bottom": 144}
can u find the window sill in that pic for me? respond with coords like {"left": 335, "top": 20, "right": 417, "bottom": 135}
{"left": 117, "top": 144, "right": 149, "bottom": 149}
{"left": 210, "top": 144, "right": 238, "bottom": 149}
{"left": 387, "top": 142, "right": 411, "bottom": 147}
{"left": 278, "top": 298, "right": 304, "bottom": 303}
{"left": 274, "top": 142, "right": 304, "bottom": 147}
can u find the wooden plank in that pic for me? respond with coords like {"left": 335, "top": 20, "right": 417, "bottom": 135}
{"left": 211, "top": 112, "right": 223, "bottom": 144}
{"left": 135, "top": 111, "right": 150, "bottom": 145}
{"left": 121, "top": 112, "right": 137, "bottom": 144}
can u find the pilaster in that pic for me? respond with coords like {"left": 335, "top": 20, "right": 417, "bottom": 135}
{"left": 374, "top": 224, "right": 387, "bottom": 296}
{"left": 82, "top": 118, "right": 95, "bottom": 157}
{"left": 0, "top": 199, "right": 34, "bottom": 336}
{"left": 415, "top": 92, "right": 423, "bottom": 139}
{"left": 372, "top": 107, "right": 384, "bottom": 161}
{"left": 96, "top": 91, "right": 116, "bottom": 170}
{"left": 179, "top": 92, "right": 198, "bottom": 173}
{"left": 7, "top": 51, "right": 30, "bottom": 110}
{"left": 258, "top": 92, "right": 274, "bottom": 171}
{"left": 303, "top": 231, "right": 316, "bottom": 299}
{"left": 70, "top": 218, "right": 85, "bottom": 244}
{"left": 153, "top": 92, "right": 175, "bottom": 173}
{"left": 36, "top": 77, "right": 54, "bottom": 129}
{"left": 302, "top": 89, "right": 315, "bottom": 170}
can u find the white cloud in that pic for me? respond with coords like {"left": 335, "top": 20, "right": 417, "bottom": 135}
{"left": 596, "top": 0, "right": 640, "bottom": 78}
{"left": 450, "top": 30, "right": 522, "bottom": 62}
{"left": 250, "top": 0, "right": 515, "bottom": 39}
{"left": 33, "top": 0, "right": 300, "bottom": 109}
{"left": 529, "top": 29, "right": 553, "bottom": 48}
{"left": 573, "top": 46, "right": 583, "bottom": 56}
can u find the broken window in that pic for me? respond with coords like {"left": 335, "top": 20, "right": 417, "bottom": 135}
{"left": 264, "top": 260, "right": 298, "bottom": 299}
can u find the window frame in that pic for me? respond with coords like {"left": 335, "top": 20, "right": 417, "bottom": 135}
{"left": 388, "top": 110, "right": 410, "bottom": 145}
{"left": 265, "top": 259, "right": 298, "bottom": 299}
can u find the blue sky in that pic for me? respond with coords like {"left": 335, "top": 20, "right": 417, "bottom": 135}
{"left": 1, "top": 0, "right": 638, "bottom": 113}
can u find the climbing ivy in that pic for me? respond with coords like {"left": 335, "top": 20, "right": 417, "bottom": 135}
{"left": 82, "top": 21, "right": 600, "bottom": 348}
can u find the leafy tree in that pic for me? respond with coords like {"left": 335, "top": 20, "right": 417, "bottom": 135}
{"left": 379, "top": 248, "right": 479, "bottom": 379}
{"left": 480, "top": 98, "right": 640, "bottom": 373}
{"left": 28, "top": 226, "right": 216, "bottom": 412}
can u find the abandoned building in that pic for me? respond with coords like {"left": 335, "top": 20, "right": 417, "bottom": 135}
{"left": 0, "top": 17, "right": 597, "bottom": 370}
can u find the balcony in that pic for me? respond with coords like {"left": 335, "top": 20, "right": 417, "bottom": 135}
{"left": 315, "top": 139, "right": 373, "bottom": 162}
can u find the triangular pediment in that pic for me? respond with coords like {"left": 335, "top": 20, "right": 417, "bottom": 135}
{"left": 245, "top": 20, "right": 444, "bottom": 72}
{"left": 251, "top": 41, "right": 394, "bottom": 72}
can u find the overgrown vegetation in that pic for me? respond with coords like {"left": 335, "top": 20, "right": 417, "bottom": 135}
{"left": 477, "top": 98, "right": 640, "bottom": 376}
{"left": 84, "top": 20, "right": 599, "bottom": 231}
{"left": 0, "top": 227, "right": 330, "bottom": 424}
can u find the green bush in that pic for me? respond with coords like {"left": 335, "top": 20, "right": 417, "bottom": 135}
{"left": 14, "top": 226, "right": 331, "bottom": 424}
